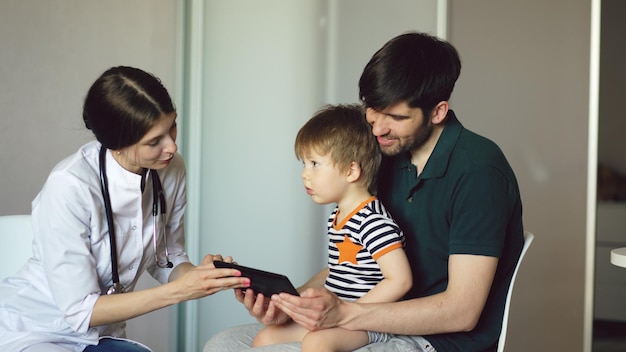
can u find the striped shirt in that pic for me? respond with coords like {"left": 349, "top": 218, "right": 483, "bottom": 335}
{"left": 325, "top": 196, "right": 405, "bottom": 301}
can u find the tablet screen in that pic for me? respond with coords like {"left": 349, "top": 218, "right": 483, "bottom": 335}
{"left": 213, "top": 260, "right": 300, "bottom": 296}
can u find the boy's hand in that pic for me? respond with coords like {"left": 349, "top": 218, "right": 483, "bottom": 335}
{"left": 234, "top": 288, "right": 291, "bottom": 326}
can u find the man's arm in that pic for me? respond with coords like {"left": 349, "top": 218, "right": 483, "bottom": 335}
{"left": 273, "top": 254, "right": 497, "bottom": 335}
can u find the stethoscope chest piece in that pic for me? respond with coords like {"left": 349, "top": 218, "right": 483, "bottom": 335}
{"left": 107, "top": 282, "right": 126, "bottom": 295}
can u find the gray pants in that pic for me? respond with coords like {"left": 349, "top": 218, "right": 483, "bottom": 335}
{"left": 203, "top": 323, "right": 436, "bottom": 352}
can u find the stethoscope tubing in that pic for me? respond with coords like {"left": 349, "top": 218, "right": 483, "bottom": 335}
{"left": 99, "top": 146, "right": 172, "bottom": 295}
{"left": 151, "top": 168, "right": 172, "bottom": 269}
{"left": 99, "top": 146, "right": 122, "bottom": 292}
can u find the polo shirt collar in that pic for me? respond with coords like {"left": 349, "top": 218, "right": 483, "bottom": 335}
{"left": 394, "top": 110, "right": 463, "bottom": 180}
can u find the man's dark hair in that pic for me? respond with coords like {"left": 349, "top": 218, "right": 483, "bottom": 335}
{"left": 359, "top": 31, "right": 461, "bottom": 114}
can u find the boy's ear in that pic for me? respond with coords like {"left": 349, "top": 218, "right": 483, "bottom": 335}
{"left": 346, "top": 161, "right": 361, "bottom": 183}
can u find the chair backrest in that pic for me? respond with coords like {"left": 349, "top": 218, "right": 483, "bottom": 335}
{"left": 0, "top": 214, "right": 34, "bottom": 280}
{"left": 497, "top": 230, "right": 534, "bottom": 352}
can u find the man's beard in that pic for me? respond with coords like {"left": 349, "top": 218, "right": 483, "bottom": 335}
{"left": 380, "top": 122, "right": 433, "bottom": 156}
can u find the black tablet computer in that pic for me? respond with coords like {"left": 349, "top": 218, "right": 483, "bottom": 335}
{"left": 213, "top": 260, "right": 300, "bottom": 296}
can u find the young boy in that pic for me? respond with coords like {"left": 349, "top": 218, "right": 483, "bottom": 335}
{"left": 252, "top": 104, "right": 413, "bottom": 351}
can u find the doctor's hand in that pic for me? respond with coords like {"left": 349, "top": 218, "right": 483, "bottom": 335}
{"left": 169, "top": 254, "right": 250, "bottom": 302}
{"left": 201, "top": 253, "right": 234, "bottom": 266}
{"left": 271, "top": 287, "right": 346, "bottom": 332}
{"left": 234, "top": 288, "right": 291, "bottom": 326}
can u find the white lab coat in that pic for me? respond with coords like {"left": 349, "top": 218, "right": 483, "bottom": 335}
{"left": 0, "top": 140, "right": 189, "bottom": 351}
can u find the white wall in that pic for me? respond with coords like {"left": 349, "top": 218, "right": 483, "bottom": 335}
{"left": 192, "top": 2, "right": 328, "bottom": 348}
{"left": 0, "top": 0, "right": 181, "bottom": 216}
{"left": 449, "top": 1, "right": 592, "bottom": 351}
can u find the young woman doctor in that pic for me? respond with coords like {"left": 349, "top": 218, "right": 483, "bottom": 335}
{"left": 0, "top": 66, "right": 249, "bottom": 352}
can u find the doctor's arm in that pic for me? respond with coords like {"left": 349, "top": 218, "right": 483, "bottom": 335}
{"left": 272, "top": 253, "right": 497, "bottom": 335}
{"left": 90, "top": 259, "right": 249, "bottom": 327}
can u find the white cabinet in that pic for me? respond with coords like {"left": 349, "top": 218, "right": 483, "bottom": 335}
{"left": 594, "top": 202, "right": 626, "bottom": 321}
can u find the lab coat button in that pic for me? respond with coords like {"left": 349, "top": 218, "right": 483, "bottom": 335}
{"left": 131, "top": 225, "right": 137, "bottom": 230}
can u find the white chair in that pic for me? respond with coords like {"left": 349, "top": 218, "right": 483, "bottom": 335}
{"left": 497, "top": 230, "right": 534, "bottom": 352}
{"left": 0, "top": 214, "right": 34, "bottom": 280}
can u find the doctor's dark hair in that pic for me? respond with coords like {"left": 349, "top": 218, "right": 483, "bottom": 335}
{"left": 359, "top": 31, "right": 461, "bottom": 115}
{"left": 82, "top": 66, "right": 175, "bottom": 150}
{"left": 295, "top": 104, "right": 381, "bottom": 195}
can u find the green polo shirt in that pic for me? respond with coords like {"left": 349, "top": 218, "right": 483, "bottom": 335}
{"left": 378, "top": 110, "right": 524, "bottom": 352}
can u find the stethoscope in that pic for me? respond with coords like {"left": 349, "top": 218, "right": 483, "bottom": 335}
{"left": 99, "top": 146, "right": 173, "bottom": 295}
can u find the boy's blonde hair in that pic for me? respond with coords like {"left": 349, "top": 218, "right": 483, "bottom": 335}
{"left": 295, "top": 104, "right": 381, "bottom": 195}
